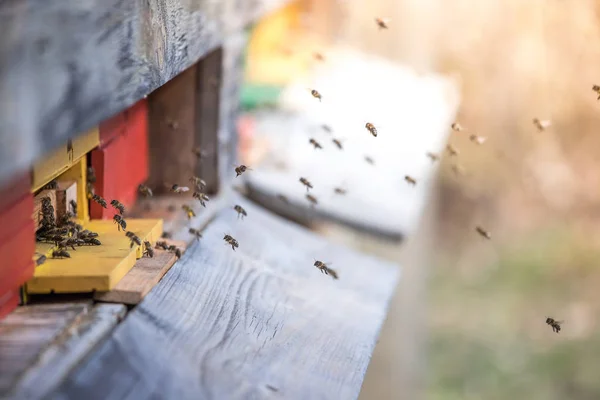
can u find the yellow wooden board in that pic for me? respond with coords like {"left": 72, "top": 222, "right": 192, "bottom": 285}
{"left": 27, "top": 218, "right": 163, "bottom": 294}
{"left": 32, "top": 128, "right": 99, "bottom": 192}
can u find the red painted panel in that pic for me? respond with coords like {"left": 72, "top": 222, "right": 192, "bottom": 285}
{"left": 0, "top": 172, "right": 31, "bottom": 211}
{"left": 90, "top": 99, "right": 149, "bottom": 219}
{"left": 0, "top": 193, "right": 34, "bottom": 244}
{"left": 99, "top": 110, "right": 127, "bottom": 147}
{"left": 0, "top": 289, "right": 20, "bottom": 320}
{"left": 0, "top": 221, "right": 35, "bottom": 297}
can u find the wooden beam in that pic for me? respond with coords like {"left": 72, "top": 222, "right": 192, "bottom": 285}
{"left": 50, "top": 196, "right": 399, "bottom": 399}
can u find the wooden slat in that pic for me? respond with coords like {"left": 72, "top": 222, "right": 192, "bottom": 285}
{"left": 50, "top": 196, "right": 399, "bottom": 399}
{"left": 7, "top": 304, "right": 126, "bottom": 400}
{"left": 94, "top": 240, "right": 188, "bottom": 305}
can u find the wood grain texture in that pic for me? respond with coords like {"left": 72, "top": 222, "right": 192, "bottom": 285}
{"left": 7, "top": 304, "right": 126, "bottom": 400}
{"left": 0, "top": 0, "right": 291, "bottom": 186}
{"left": 49, "top": 195, "right": 399, "bottom": 400}
{"left": 94, "top": 240, "right": 187, "bottom": 305}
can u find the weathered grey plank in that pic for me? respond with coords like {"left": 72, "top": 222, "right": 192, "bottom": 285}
{"left": 0, "top": 0, "right": 290, "bottom": 186}
{"left": 49, "top": 195, "right": 399, "bottom": 400}
{"left": 8, "top": 304, "right": 126, "bottom": 400}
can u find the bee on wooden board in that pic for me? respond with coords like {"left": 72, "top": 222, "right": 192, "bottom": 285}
{"left": 314, "top": 261, "right": 339, "bottom": 280}
{"left": 182, "top": 204, "right": 196, "bottom": 220}
{"left": 364, "top": 156, "right": 375, "bottom": 165}
{"left": 475, "top": 226, "right": 491, "bottom": 240}
{"left": 446, "top": 144, "right": 459, "bottom": 156}
{"left": 332, "top": 138, "right": 344, "bottom": 150}
{"left": 171, "top": 184, "right": 190, "bottom": 193}
{"left": 60, "top": 238, "right": 81, "bottom": 251}
{"left": 533, "top": 118, "right": 551, "bottom": 132}
{"left": 451, "top": 122, "right": 465, "bottom": 132}
{"left": 233, "top": 205, "right": 247, "bottom": 220}
{"left": 52, "top": 248, "right": 71, "bottom": 259}
{"left": 143, "top": 241, "right": 154, "bottom": 258}
{"left": 546, "top": 317, "right": 563, "bottom": 333}
{"left": 189, "top": 176, "right": 207, "bottom": 191}
{"left": 110, "top": 199, "right": 125, "bottom": 215}
{"left": 91, "top": 193, "right": 108, "bottom": 208}
{"left": 35, "top": 255, "right": 47, "bottom": 266}
{"left": 167, "top": 245, "right": 182, "bottom": 259}
{"left": 113, "top": 214, "right": 127, "bottom": 231}
{"left": 223, "top": 235, "right": 239, "bottom": 251}
{"left": 138, "top": 184, "right": 153, "bottom": 197}
{"left": 306, "top": 193, "right": 318, "bottom": 206}
{"left": 155, "top": 241, "right": 169, "bottom": 250}
{"left": 310, "top": 89, "right": 322, "bottom": 102}
{"left": 299, "top": 177, "right": 313, "bottom": 192}
{"left": 125, "top": 231, "right": 142, "bottom": 248}
{"left": 334, "top": 187, "right": 347, "bottom": 195}
{"left": 365, "top": 122, "right": 378, "bottom": 137}
{"left": 234, "top": 164, "right": 252, "bottom": 177}
{"left": 309, "top": 138, "right": 323, "bottom": 150}
{"left": 426, "top": 152, "right": 440, "bottom": 162}
{"left": 405, "top": 175, "right": 417, "bottom": 186}
{"left": 193, "top": 192, "right": 210, "bottom": 208}
{"left": 375, "top": 17, "right": 390, "bottom": 30}
{"left": 189, "top": 228, "right": 203, "bottom": 241}
{"left": 469, "top": 134, "right": 487, "bottom": 145}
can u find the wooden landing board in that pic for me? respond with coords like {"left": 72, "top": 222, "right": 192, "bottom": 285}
{"left": 28, "top": 219, "right": 163, "bottom": 294}
{"left": 95, "top": 240, "right": 188, "bottom": 305}
{"left": 0, "top": 302, "right": 125, "bottom": 399}
{"left": 49, "top": 195, "right": 400, "bottom": 399}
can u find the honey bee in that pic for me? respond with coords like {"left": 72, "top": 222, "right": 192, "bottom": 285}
{"left": 223, "top": 234, "right": 239, "bottom": 251}
{"left": 475, "top": 226, "right": 491, "bottom": 239}
{"left": 86, "top": 167, "right": 97, "bottom": 197}
{"left": 313, "top": 261, "right": 339, "bottom": 280}
{"left": 171, "top": 184, "right": 190, "bottom": 193}
{"left": 313, "top": 52, "right": 325, "bottom": 61}
{"left": 306, "top": 194, "right": 318, "bottom": 206}
{"left": 167, "top": 245, "right": 182, "bottom": 259}
{"left": 321, "top": 124, "right": 332, "bottom": 133}
{"left": 192, "top": 147, "right": 212, "bottom": 160}
{"left": 91, "top": 194, "right": 108, "bottom": 208}
{"left": 110, "top": 199, "right": 125, "bottom": 215}
{"left": 310, "top": 89, "right": 322, "bottom": 102}
{"left": 299, "top": 177, "right": 313, "bottom": 191}
{"left": 143, "top": 241, "right": 154, "bottom": 258}
{"left": 43, "top": 180, "right": 59, "bottom": 190}
{"left": 161, "top": 231, "right": 172, "bottom": 239}
{"left": 36, "top": 255, "right": 47, "bottom": 266}
{"left": 533, "top": 118, "right": 551, "bottom": 131}
{"left": 138, "top": 184, "right": 153, "bottom": 197}
{"left": 82, "top": 237, "right": 101, "bottom": 246}
{"left": 234, "top": 164, "right": 252, "bottom": 177}
{"left": 189, "top": 176, "right": 207, "bottom": 191}
{"left": 182, "top": 204, "right": 196, "bottom": 219}
{"left": 233, "top": 205, "right": 247, "bottom": 219}
{"left": 426, "top": 152, "right": 440, "bottom": 162}
{"left": 189, "top": 228, "right": 203, "bottom": 241}
{"left": 69, "top": 200, "right": 77, "bottom": 215}
{"left": 545, "top": 317, "right": 563, "bottom": 333}
{"left": 155, "top": 241, "right": 169, "bottom": 250}
{"left": 364, "top": 156, "right": 375, "bottom": 165}
{"left": 405, "top": 175, "right": 417, "bottom": 186}
{"left": 309, "top": 138, "right": 323, "bottom": 149}
{"left": 60, "top": 237, "right": 81, "bottom": 251}
{"left": 451, "top": 122, "right": 464, "bottom": 132}
{"left": 365, "top": 122, "right": 378, "bottom": 137}
{"left": 192, "top": 192, "right": 210, "bottom": 207}
{"left": 334, "top": 187, "right": 347, "bottom": 195}
{"left": 52, "top": 248, "right": 71, "bottom": 259}
{"left": 332, "top": 138, "right": 343, "bottom": 150}
{"left": 469, "top": 134, "right": 487, "bottom": 145}
{"left": 593, "top": 85, "right": 600, "bottom": 100}
{"left": 113, "top": 214, "right": 127, "bottom": 231}
{"left": 125, "top": 231, "right": 142, "bottom": 248}
{"left": 277, "top": 194, "right": 289, "bottom": 203}
{"left": 375, "top": 17, "right": 390, "bottom": 29}
{"left": 446, "top": 144, "right": 459, "bottom": 156}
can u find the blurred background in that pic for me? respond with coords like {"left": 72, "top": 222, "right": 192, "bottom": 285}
{"left": 238, "top": 0, "right": 600, "bottom": 399}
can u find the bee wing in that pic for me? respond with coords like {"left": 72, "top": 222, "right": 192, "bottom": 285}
{"left": 180, "top": 186, "right": 190, "bottom": 192}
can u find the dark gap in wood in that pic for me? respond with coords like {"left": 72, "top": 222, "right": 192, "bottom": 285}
{"left": 25, "top": 292, "right": 95, "bottom": 306}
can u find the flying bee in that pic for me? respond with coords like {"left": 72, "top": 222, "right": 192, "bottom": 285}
{"left": 189, "top": 176, "right": 207, "bottom": 191}
{"left": 113, "top": 214, "right": 127, "bottom": 231}
{"left": 332, "top": 138, "right": 343, "bottom": 150}
{"left": 125, "top": 231, "right": 142, "bottom": 248}
{"left": 223, "top": 235, "right": 239, "bottom": 251}
{"left": 309, "top": 138, "right": 323, "bottom": 149}
{"left": 36, "top": 255, "right": 47, "bottom": 266}
{"left": 155, "top": 241, "right": 169, "bottom": 250}
{"left": 451, "top": 122, "right": 464, "bottom": 132}
{"left": 314, "top": 261, "right": 338, "bottom": 280}
{"left": 469, "top": 134, "right": 487, "bottom": 145}
{"left": 233, "top": 205, "right": 247, "bottom": 219}
{"left": 223, "top": 234, "right": 233, "bottom": 242}
{"left": 475, "top": 226, "right": 491, "bottom": 239}
{"left": 138, "top": 184, "right": 153, "bottom": 197}
{"left": 299, "top": 177, "right": 313, "bottom": 191}
{"left": 405, "top": 175, "right": 417, "bottom": 186}
{"left": 306, "top": 194, "right": 318, "bottom": 206}
{"left": 593, "top": 85, "right": 600, "bottom": 100}
{"left": 192, "top": 192, "right": 210, "bottom": 207}
{"left": 334, "top": 187, "right": 347, "bottom": 195}
{"left": 546, "top": 317, "right": 563, "bottom": 333}
{"left": 426, "top": 152, "right": 440, "bottom": 162}
{"left": 234, "top": 164, "right": 252, "bottom": 177}
{"left": 182, "top": 204, "right": 196, "bottom": 219}
{"left": 446, "top": 144, "right": 459, "bottom": 156}
{"left": 365, "top": 122, "right": 378, "bottom": 137}
{"left": 364, "top": 156, "right": 375, "bottom": 165}
{"left": 321, "top": 124, "right": 332, "bottom": 133}
{"left": 189, "top": 228, "right": 203, "bottom": 241}
{"left": 533, "top": 118, "right": 551, "bottom": 131}
{"left": 313, "top": 52, "right": 325, "bottom": 61}
{"left": 52, "top": 248, "right": 70, "bottom": 259}
{"left": 143, "top": 241, "right": 154, "bottom": 258}
{"left": 277, "top": 194, "right": 289, "bottom": 203}
{"left": 375, "top": 17, "right": 390, "bottom": 29}
{"left": 310, "top": 89, "right": 322, "bottom": 102}
{"left": 171, "top": 184, "right": 190, "bottom": 193}
{"left": 91, "top": 194, "right": 108, "bottom": 208}
{"left": 110, "top": 199, "right": 125, "bottom": 215}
